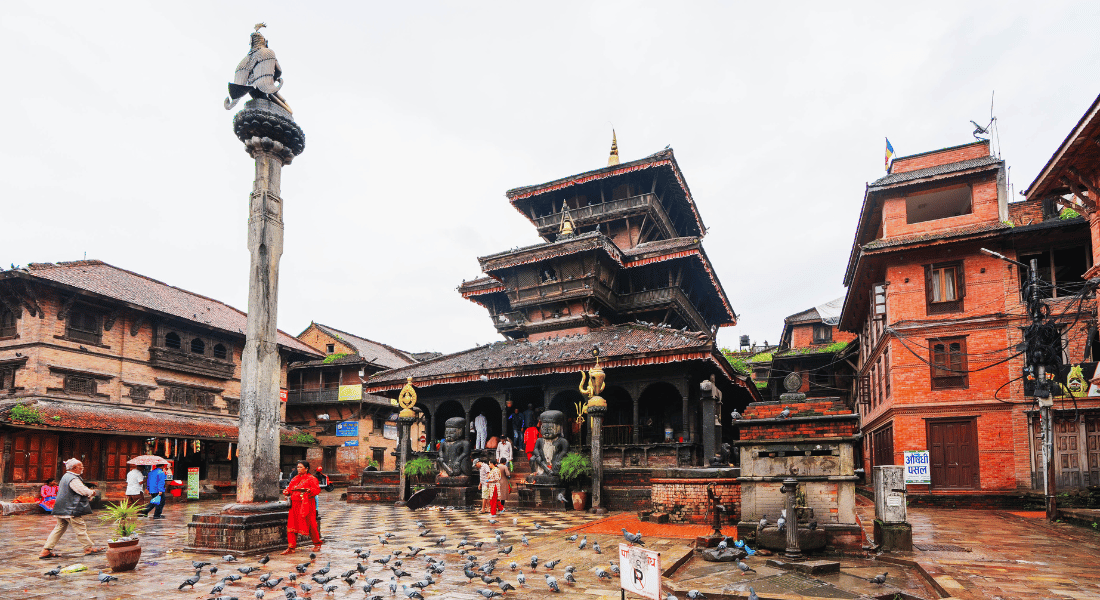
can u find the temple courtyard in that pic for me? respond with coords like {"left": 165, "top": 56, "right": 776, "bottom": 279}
{"left": 0, "top": 495, "right": 1099, "bottom": 599}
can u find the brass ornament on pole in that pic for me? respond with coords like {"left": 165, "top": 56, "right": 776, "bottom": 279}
{"left": 578, "top": 348, "right": 607, "bottom": 420}
{"left": 398, "top": 376, "right": 418, "bottom": 419}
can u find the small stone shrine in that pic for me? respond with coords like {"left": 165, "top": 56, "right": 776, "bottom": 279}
{"left": 734, "top": 371, "right": 862, "bottom": 552}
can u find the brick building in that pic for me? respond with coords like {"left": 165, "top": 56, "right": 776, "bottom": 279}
{"left": 754, "top": 298, "right": 858, "bottom": 403}
{"left": 0, "top": 260, "right": 321, "bottom": 500}
{"left": 286, "top": 323, "right": 433, "bottom": 478}
{"left": 839, "top": 140, "right": 1095, "bottom": 498}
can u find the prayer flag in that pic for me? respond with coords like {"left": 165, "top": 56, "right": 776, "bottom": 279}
{"left": 885, "top": 138, "right": 896, "bottom": 172}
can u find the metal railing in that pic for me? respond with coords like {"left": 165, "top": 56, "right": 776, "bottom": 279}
{"left": 287, "top": 388, "right": 341, "bottom": 404}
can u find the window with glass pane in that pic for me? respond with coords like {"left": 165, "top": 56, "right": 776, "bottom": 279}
{"left": 931, "top": 266, "right": 957, "bottom": 301}
{"left": 67, "top": 309, "right": 101, "bottom": 344}
{"left": 925, "top": 262, "right": 964, "bottom": 314}
{"left": 930, "top": 337, "right": 967, "bottom": 389}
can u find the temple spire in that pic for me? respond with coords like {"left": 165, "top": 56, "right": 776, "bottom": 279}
{"left": 559, "top": 200, "right": 576, "bottom": 239}
{"left": 607, "top": 129, "right": 619, "bottom": 166}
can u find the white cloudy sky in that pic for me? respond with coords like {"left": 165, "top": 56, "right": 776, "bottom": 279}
{"left": 3, "top": 1, "right": 1098, "bottom": 355}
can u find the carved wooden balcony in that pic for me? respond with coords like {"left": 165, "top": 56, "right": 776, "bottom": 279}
{"left": 149, "top": 346, "right": 236, "bottom": 379}
{"left": 287, "top": 388, "right": 341, "bottom": 404}
{"left": 618, "top": 287, "right": 708, "bottom": 332}
{"left": 535, "top": 193, "right": 677, "bottom": 240}
{"left": 510, "top": 275, "right": 614, "bottom": 309}
{"left": 492, "top": 311, "right": 527, "bottom": 333}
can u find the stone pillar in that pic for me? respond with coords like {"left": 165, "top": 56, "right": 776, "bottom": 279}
{"left": 700, "top": 394, "right": 716, "bottom": 464}
{"left": 780, "top": 477, "right": 803, "bottom": 560}
{"left": 396, "top": 416, "right": 415, "bottom": 505}
{"left": 588, "top": 403, "right": 607, "bottom": 514}
{"left": 681, "top": 395, "right": 689, "bottom": 443}
{"left": 235, "top": 99, "right": 304, "bottom": 504}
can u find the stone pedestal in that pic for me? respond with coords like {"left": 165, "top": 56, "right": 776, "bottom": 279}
{"left": 347, "top": 470, "right": 400, "bottom": 503}
{"left": 434, "top": 475, "right": 478, "bottom": 507}
{"left": 874, "top": 519, "right": 913, "bottom": 552}
{"left": 185, "top": 502, "right": 291, "bottom": 555}
{"left": 518, "top": 484, "right": 568, "bottom": 510}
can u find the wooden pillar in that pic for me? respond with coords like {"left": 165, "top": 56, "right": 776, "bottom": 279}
{"left": 632, "top": 396, "right": 640, "bottom": 444}
{"left": 0, "top": 431, "right": 11, "bottom": 486}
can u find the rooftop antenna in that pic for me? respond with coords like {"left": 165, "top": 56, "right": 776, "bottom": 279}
{"left": 971, "top": 91, "right": 1000, "bottom": 157}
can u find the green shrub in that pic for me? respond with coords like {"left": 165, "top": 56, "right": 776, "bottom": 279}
{"left": 559, "top": 452, "right": 592, "bottom": 483}
{"left": 404, "top": 456, "right": 434, "bottom": 477}
{"left": 10, "top": 404, "right": 43, "bottom": 424}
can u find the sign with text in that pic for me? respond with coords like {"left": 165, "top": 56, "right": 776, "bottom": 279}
{"left": 280, "top": 388, "right": 288, "bottom": 403}
{"left": 343, "top": 440, "right": 359, "bottom": 447}
{"left": 336, "top": 421, "right": 358, "bottom": 437}
{"left": 619, "top": 543, "right": 661, "bottom": 600}
{"left": 904, "top": 450, "right": 930, "bottom": 485}
{"left": 338, "top": 384, "right": 362, "bottom": 401}
{"left": 187, "top": 467, "right": 200, "bottom": 500}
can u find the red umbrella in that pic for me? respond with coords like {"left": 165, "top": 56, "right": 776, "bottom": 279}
{"left": 127, "top": 455, "right": 169, "bottom": 466}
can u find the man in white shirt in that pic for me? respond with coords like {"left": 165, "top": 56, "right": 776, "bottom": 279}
{"left": 496, "top": 437, "right": 513, "bottom": 467}
{"left": 125, "top": 466, "right": 145, "bottom": 506}
{"left": 474, "top": 413, "right": 488, "bottom": 450}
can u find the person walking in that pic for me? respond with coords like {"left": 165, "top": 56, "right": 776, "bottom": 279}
{"left": 39, "top": 459, "right": 103, "bottom": 558}
{"left": 140, "top": 463, "right": 166, "bottom": 519}
{"left": 524, "top": 422, "right": 539, "bottom": 462}
{"left": 475, "top": 458, "right": 493, "bottom": 513}
{"left": 125, "top": 465, "right": 145, "bottom": 507}
{"left": 282, "top": 460, "right": 322, "bottom": 554}
{"left": 496, "top": 437, "right": 513, "bottom": 470}
{"left": 484, "top": 458, "right": 502, "bottom": 516}
{"left": 495, "top": 457, "right": 511, "bottom": 512}
{"left": 474, "top": 413, "right": 488, "bottom": 450}
{"left": 508, "top": 408, "right": 523, "bottom": 444}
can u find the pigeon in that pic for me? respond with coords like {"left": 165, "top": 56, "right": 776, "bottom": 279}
{"left": 417, "top": 529, "right": 433, "bottom": 537}
{"left": 533, "top": 522, "right": 543, "bottom": 530}
{"left": 517, "top": 571, "right": 526, "bottom": 585}
{"left": 435, "top": 536, "right": 447, "bottom": 546}
{"left": 445, "top": 519, "right": 452, "bottom": 525}
{"left": 379, "top": 536, "right": 389, "bottom": 545}
{"left": 211, "top": 582, "right": 227, "bottom": 595}
{"left": 777, "top": 516, "right": 787, "bottom": 532}
{"left": 730, "top": 409, "right": 742, "bottom": 420}
{"left": 477, "top": 589, "right": 502, "bottom": 599}
{"left": 593, "top": 541, "right": 602, "bottom": 554}
{"left": 757, "top": 515, "right": 768, "bottom": 530}
{"left": 324, "top": 583, "right": 340, "bottom": 594}
{"left": 578, "top": 536, "right": 587, "bottom": 550}
{"left": 777, "top": 406, "right": 791, "bottom": 419}
{"left": 386, "top": 531, "right": 397, "bottom": 538}
{"left": 407, "top": 547, "right": 423, "bottom": 557}
{"left": 565, "top": 534, "right": 578, "bottom": 542}
{"left": 288, "top": 574, "right": 297, "bottom": 582}
{"left": 869, "top": 572, "right": 888, "bottom": 585}
{"left": 401, "top": 584, "right": 424, "bottom": 599}
{"left": 521, "top": 534, "right": 529, "bottom": 546}
{"left": 665, "top": 594, "right": 679, "bottom": 600}
{"left": 224, "top": 554, "right": 239, "bottom": 562}
{"left": 717, "top": 539, "right": 728, "bottom": 551}
{"left": 374, "top": 555, "right": 392, "bottom": 566}
{"left": 544, "top": 559, "right": 561, "bottom": 570}
{"left": 474, "top": 541, "right": 485, "bottom": 550}
{"left": 295, "top": 563, "right": 310, "bottom": 574}
{"left": 508, "top": 561, "right": 518, "bottom": 571}
{"left": 621, "top": 528, "right": 645, "bottom": 545}
{"left": 389, "top": 578, "right": 398, "bottom": 595}
{"left": 748, "top": 588, "right": 759, "bottom": 600}
{"left": 737, "top": 560, "right": 756, "bottom": 574}
{"left": 260, "top": 573, "right": 273, "bottom": 583}
{"left": 239, "top": 566, "right": 259, "bottom": 575}
{"left": 44, "top": 566, "right": 62, "bottom": 577}
{"left": 488, "top": 517, "right": 498, "bottom": 525}
{"left": 481, "top": 574, "right": 501, "bottom": 585}
{"left": 564, "top": 565, "right": 575, "bottom": 574}
{"left": 211, "top": 566, "right": 219, "bottom": 575}
{"left": 310, "top": 553, "right": 316, "bottom": 560}
{"left": 808, "top": 520, "right": 818, "bottom": 531}
{"left": 225, "top": 574, "right": 242, "bottom": 582}
{"left": 464, "top": 568, "right": 480, "bottom": 583}
{"left": 356, "top": 563, "right": 367, "bottom": 575}
{"left": 595, "top": 567, "right": 611, "bottom": 580}
{"left": 259, "top": 554, "right": 271, "bottom": 566}
{"left": 179, "top": 574, "right": 201, "bottom": 589}
{"left": 530, "top": 556, "right": 539, "bottom": 569}
{"left": 494, "top": 529, "right": 504, "bottom": 537}
{"left": 194, "top": 561, "right": 213, "bottom": 569}
{"left": 546, "top": 575, "right": 561, "bottom": 593}
{"left": 416, "top": 521, "right": 426, "bottom": 529}
{"left": 255, "top": 591, "right": 265, "bottom": 600}
{"left": 257, "top": 577, "right": 283, "bottom": 589}
{"left": 344, "top": 575, "right": 358, "bottom": 586}
{"left": 687, "top": 591, "right": 706, "bottom": 599}
{"left": 391, "top": 567, "right": 411, "bottom": 578}
{"left": 410, "top": 580, "right": 431, "bottom": 589}
{"left": 316, "top": 561, "right": 331, "bottom": 576}
{"left": 609, "top": 562, "right": 620, "bottom": 575}
{"left": 314, "top": 575, "right": 337, "bottom": 585}
{"left": 97, "top": 571, "right": 118, "bottom": 584}
{"left": 564, "top": 571, "right": 576, "bottom": 584}
{"left": 497, "top": 545, "right": 513, "bottom": 555}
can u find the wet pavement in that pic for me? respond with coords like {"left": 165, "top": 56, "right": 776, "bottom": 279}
{"left": 2, "top": 494, "right": 1100, "bottom": 599}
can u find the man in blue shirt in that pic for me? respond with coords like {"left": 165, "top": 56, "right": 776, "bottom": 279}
{"left": 140, "top": 464, "right": 167, "bottom": 519}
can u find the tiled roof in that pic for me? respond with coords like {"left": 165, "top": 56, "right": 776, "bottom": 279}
{"left": 621, "top": 237, "right": 699, "bottom": 258}
{"left": 870, "top": 156, "right": 1002, "bottom": 188}
{"left": 366, "top": 323, "right": 735, "bottom": 391}
{"left": 13, "top": 260, "right": 320, "bottom": 356}
{"left": 478, "top": 231, "right": 621, "bottom": 271}
{"left": 312, "top": 323, "right": 418, "bottom": 370}
{"left": 0, "top": 399, "right": 304, "bottom": 441}
{"left": 862, "top": 221, "right": 1009, "bottom": 250}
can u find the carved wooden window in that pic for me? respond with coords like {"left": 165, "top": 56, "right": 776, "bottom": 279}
{"left": 0, "top": 365, "right": 17, "bottom": 391}
{"left": 163, "top": 385, "right": 215, "bottom": 409}
{"left": 64, "top": 375, "right": 98, "bottom": 396}
{"left": 373, "top": 415, "right": 385, "bottom": 431}
{"left": 884, "top": 347, "right": 891, "bottom": 398}
{"left": 213, "top": 344, "right": 228, "bottom": 360}
{"left": 224, "top": 397, "right": 240, "bottom": 415}
{"left": 872, "top": 283, "right": 887, "bottom": 320}
{"left": 813, "top": 324, "right": 832, "bottom": 343}
{"left": 190, "top": 338, "right": 205, "bottom": 354}
{"left": 0, "top": 307, "right": 15, "bottom": 338}
{"left": 66, "top": 308, "right": 101, "bottom": 345}
{"left": 925, "top": 261, "right": 964, "bottom": 314}
{"left": 326, "top": 343, "right": 335, "bottom": 354}
{"left": 128, "top": 385, "right": 150, "bottom": 404}
{"left": 165, "top": 332, "right": 181, "bottom": 349}
{"left": 930, "top": 336, "right": 968, "bottom": 389}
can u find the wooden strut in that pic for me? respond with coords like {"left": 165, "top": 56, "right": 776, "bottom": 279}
{"left": 130, "top": 314, "right": 147, "bottom": 337}
{"left": 57, "top": 294, "right": 78, "bottom": 321}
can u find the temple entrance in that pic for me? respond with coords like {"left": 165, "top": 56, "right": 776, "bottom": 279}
{"left": 470, "top": 397, "right": 503, "bottom": 447}
{"left": 433, "top": 400, "right": 465, "bottom": 448}
{"left": 550, "top": 389, "right": 586, "bottom": 447}
{"left": 638, "top": 382, "right": 682, "bottom": 444}
{"left": 602, "top": 386, "right": 633, "bottom": 445}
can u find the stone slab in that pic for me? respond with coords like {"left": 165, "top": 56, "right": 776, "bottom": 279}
{"left": 874, "top": 519, "right": 914, "bottom": 552}
{"left": 518, "top": 485, "right": 569, "bottom": 510}
{"left": 766, "top": 558, "right": 841, "bottom": 574}
{"left": 1, "top": 502, "right": 45, "bottom": 516}
{"left": 433, "top": 485, "right": 478, "bottom": 508}
{"left": 184, "top": 502, "right": 291, "bottom": 555}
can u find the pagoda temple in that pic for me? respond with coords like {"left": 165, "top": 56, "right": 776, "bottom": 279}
{"left": 364, "top": 141, "right": 756, "bottom": 505}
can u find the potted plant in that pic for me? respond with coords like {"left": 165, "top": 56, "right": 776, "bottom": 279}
{"left": 404, "top": 456, "right": 435, "bottom": 488}
{"left": 100, "top": 497, "right": 143, "bottom": 572}
{"left": 559, "top": 452, "right": 593, "bottom": 510}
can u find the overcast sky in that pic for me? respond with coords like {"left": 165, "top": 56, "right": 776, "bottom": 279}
{"left": 3, "top": 2, "right": 1098, "bottom": 356}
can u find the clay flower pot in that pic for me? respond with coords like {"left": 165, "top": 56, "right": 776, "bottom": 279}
{"left": 106, "top": 538, "right": 142, "bottom": 572}
{"left": 572, "top": 491, "right": 588, "bottom": 511}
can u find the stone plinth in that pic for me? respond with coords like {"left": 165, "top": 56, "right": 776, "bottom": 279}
{"left": 347, "top": 471, "right": 400, "bottom": 504}
{"left": 185, "top": 502, "right": 291, "bottom": 555}
{"left": 434, "top": 485, "right": 479, "bottom": 507}
{"left": 518, "top": 484, "right": 568, "bottom": 510}
{"left": 874, "top": 519, "right": 913, "bottom": 552}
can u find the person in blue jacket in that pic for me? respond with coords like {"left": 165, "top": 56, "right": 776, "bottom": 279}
{"left": 140, "top": 464, "right": 167, "bottom": 519}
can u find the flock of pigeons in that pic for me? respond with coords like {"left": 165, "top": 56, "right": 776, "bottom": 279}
{"left": 48, "top": 512, "right": 890, "bottom": 598}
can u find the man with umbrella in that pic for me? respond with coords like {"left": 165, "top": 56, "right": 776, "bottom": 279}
{"left": 140, "top": 462, "right": 167, "bottom": 519}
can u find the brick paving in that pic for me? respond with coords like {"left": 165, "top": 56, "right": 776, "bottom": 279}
{"left": 5, "top": 494, "right": 1100, "bottom": 599}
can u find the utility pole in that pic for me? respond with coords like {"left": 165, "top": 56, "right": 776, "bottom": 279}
{"left": 981, "top": 249, "right": 1057, "bottom": 521}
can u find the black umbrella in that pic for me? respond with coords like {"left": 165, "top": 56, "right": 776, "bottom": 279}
{"left": 405, "top": 487, "right": 439, "bottom": 510}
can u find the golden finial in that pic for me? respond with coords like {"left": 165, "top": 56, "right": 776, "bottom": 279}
{"left": 607, "top": 129, "right": 620, "bottom": 166}
{"left": 558, "top": 200, "right": 576, "bottom": 238}
{"left": 578, "top": 347, "right": 607, "bottom": 418}
{"left": 398, "top": 376, "right": 418, "bottom": 418}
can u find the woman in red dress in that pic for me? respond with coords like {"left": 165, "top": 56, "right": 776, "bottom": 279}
{"left": 281, "top": 460, "right": 321, "bottom": 554}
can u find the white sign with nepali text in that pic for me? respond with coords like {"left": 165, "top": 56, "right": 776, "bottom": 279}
{"left": 619, "top": 543, "right": 661, "bottom": 600}
{"left": 904, "top": 450, "right": 931, "bottom": 485}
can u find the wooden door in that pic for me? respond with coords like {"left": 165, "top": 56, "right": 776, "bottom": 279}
{"left": 1086, "top": 417, "right": 1100, "bottom": 487}
{"left": 71, "top": 436, "right": 101, "bottom": 480}
{"left": 1056, "top": 419, "right": 1083, "bottom": 488}
{"left": 10, "top": 432, "right": 59, "bottom": 483}
{"left": 928, "top": 419, "right": 979, "bottom": 489}
{"left": 1032, "top": 417, "right": 1044, "bottom": 490}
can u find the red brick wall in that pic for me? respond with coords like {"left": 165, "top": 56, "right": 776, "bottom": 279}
{"left": 881, "top": 178, "right": 1000, "bottom": 239}
{"left": 651, "top": 479, "right": 740, "bottom": 524}
{"left": 790, "top": 324, "right": 857, "bottom": 349}
{"left": 890, "top": 141, "right": 990, "bottom": 174}
{"left": 1008, "top": 198, "right": 1045, "bottom": 226}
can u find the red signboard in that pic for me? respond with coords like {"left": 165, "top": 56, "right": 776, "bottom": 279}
{"left": 280, "top": 388, "right": 288, "bottom": 403}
